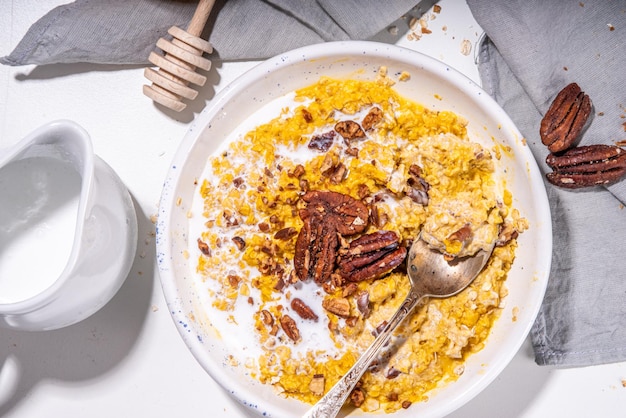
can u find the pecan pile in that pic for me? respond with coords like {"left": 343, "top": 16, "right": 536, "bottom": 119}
{"left": 293, "top": 190, "right": 406, "bottom": 287}
{"left": 540, "top": 82, "right": 626, "bottom": 188}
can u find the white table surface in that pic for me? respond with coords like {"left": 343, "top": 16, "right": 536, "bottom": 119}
{"left": 1, "top": 1, "right": 625, "bottom": 417}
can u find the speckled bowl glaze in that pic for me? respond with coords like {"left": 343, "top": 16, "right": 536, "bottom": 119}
{"left": 156, "top": 41, "right": 552, "bottom": 417}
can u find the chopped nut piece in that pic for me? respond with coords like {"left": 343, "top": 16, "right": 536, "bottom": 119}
{"left": 328, "top": 162, "right": 347, "bottom": 184}
{"left": 291, "top": 298, "right": 319, "bottom": 320}
{"left": 350, "top": 388, "right": 365, "bottom": 407}
{"left": 274, "top": 277, "right": 286, "bottom": 291}
{"left": 345, "top": 316, "right": 358, "bottom": 327}
{"left": 309, "top": 374, "right": 325, "bottom": 396}
{"left": 227, "top": 275, "right": 241, "bottom": 288}
{"left": 322, "top": 297, "right": 351, "bottom": 317}
{"left": 231, "top": 236, "right": 246, "bottom": 251}
{"left": 308, "top": 131, "right": 336, "bottom": 152}
{"left": 258, "top": 222, "right": 270, "bottom": 233}
{"left": 356, "top": 291, "right": 371, "bottom": 317}
{"left": 495, "top": 223, "right": 519, "bottom": 247}
{"left": 335, "top": 120, "right": 366, "bottom": 141}
{"left": 233, "top": 177, "right": 244, "bottom": 188}
{"left": 373, "top": 320, "right": 388, "bottom": 336}
{"left": 342, "top": 282, "right": 359, "bottom": 297}
{"left": 197, "top": 238, "right": 211, "bottom": 256}
{"left": 320, "top": 152, "right": 337, "bottom": 174}
{"left": 302, "top": 108, "right": 313, "bottom": 123}
{"left": 386, "top": 367, "right": 401, "bottom": 379}
{"left": 401, "top": 400, "right": 412, "bottom": 409}
{"left": 361, "top": 107, "right": 383, "bottom": 131}
{"left": 448, "top": 224, "right": 472, "bottom": 243}
{"left": 290, "top": 164, "right": 306, "bottom": 178}
{"left": 274, "top": 227, "right": 297, "bottom": 241}
{"left": 280, "top": 314, "right": 301, "bottom": 342}
{"left": 260, "top": 310, "right": 274, "bottom": 326}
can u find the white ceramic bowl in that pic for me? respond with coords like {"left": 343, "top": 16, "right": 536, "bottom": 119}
{"left": 157, "top": 41, "right": 552, "bottom": 417}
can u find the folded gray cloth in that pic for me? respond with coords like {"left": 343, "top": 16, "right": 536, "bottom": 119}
{"left": 467, "top": 0, "right": 626, "bottom": 367}
{"left": 0, "top": 0, "right": 418, "bottom": 66}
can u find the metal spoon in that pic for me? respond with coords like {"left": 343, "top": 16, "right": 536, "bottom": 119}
{"left": 302, "top": 236, "right": 495, "bottom": 418}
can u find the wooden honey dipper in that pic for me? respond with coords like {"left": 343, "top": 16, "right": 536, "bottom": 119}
{"left": 143, "top": 0, "right": 216, "bottom": 112}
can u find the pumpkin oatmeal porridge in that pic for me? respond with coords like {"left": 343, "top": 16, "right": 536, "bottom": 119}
{"left": 191, "top": 72, "right": 527, "bottom": 413}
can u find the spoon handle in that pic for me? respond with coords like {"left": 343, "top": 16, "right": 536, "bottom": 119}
{"left": 302, "top": 289, "right": 425, "bottom": 418}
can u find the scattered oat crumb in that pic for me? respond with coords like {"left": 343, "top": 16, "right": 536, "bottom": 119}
{"left": 521, "top": 138, "right": 527, "bottom": 146}
{"left": 433, "top": 4, "right": 442, "bottom": 13}
{"left": 579, "top": 1, "right": 584, "bottom": 6}
{"left": 187, "top": 210, "right": 193, "bottom": 218}
{"left": 139, "top": 250, "right": 146, "bottom": 259}
{"left": 608, "top": 23, "right": 615, "bottom": 31}
{"left": 622, "top": 122, "right": 626, "bottom": 131}
{"left": 375, "top": 66, "right": 396, "bottom": 86}
{"left": 409, "top": 17, "right": 419, "bottom": 30}
{"left": 598, "top": 112, "right": 605, "bottom": 116}
{"left": 176, "top": 197, "right": 182, "bottom": 206}
{"left": 460, "top": 39, "right": 472, "bottom": 56}
{"left": 512, "top": 306, "right": 520, "bottom": 322}
{"left": 398, "top": 71, "right": 411, "bottom": 82}
{"left": 183, "top": 249, "right": 190, "bottom": 259}
{"left": 138, "top": 271, "right": 143, "bottom": 276}
{"left": 442, "top": 25, "right": 447, "bottom": 31}
{"left": 388, "top": 25, "right": 399, "bottom": 36}
{"left": 621, "top": 379, "right": 626, "bottom": 387}
{"left": 563, "top": 66, "right": 568, "bottom": 71}
{"left": 421, "top": 27, "right": 432, "bottom": 34}
{"left": 620, "top": 203, "right": 625, "bottom": 210}
{"left": 406, "top": 31, "right": 422, "bottom": 41}
{"left": 150, "top": 213, "right": 158, "bottom": 224}
{"left": 151, "top": 305, "right": 159, "bottom": 312}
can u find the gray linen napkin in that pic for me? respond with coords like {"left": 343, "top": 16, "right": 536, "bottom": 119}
{"left": 467, "top": 0, "right": 626, "bottom": 367}
{"left": 0, "top": 0, "right": 418, "bottom": 66}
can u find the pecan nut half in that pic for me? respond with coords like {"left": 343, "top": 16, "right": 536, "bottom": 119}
{"left": 337, "top": 230, "right": 407, "bottom": 282}
{"left": 280, "top": 314, "right": 301, "bottom": 342}
{"left": 545, "top": 144, "right": 626, "bottom": 188}
{"left": 291, "top": 297, "right": 319, "bottom": 321}
{"left": 540, "top": 83, "right": 592, "bottom": 153}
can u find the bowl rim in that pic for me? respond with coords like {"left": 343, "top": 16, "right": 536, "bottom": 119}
{"left": 156, "top": 40, "right": 552, "bottom": 417}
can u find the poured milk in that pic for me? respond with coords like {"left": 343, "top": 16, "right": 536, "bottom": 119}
{"left": 0, "top": 156, "right": 81, "bottom": 303}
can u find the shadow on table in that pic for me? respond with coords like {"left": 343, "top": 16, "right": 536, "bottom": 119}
{"left": 0, "top": 195, "right": 155, "bottom": 416}
{"left": 13, "top": 60, "right": 225, "bottom": 125}
{"left": 447, "top": 338, "right": 553, "bottom": 417}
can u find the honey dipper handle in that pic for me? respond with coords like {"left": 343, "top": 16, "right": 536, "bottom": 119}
{"left": 187, "top": 0, "right": 216, "bottom": 37}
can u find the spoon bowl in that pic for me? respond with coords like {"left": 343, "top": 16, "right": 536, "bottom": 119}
{"left": 303, "top": 236, "right": 495, "bottom": 418}
{"left": 407, "top": 238, "right": 494, "bottom": 297}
